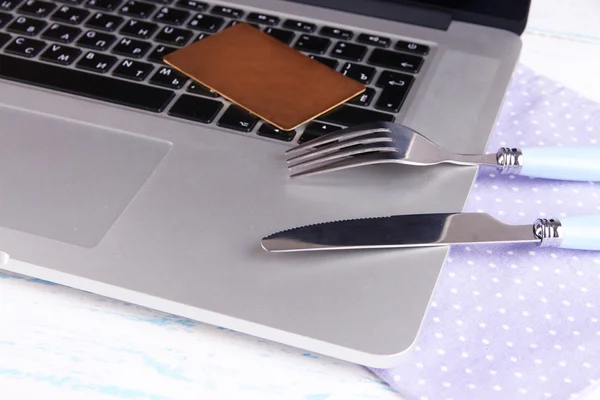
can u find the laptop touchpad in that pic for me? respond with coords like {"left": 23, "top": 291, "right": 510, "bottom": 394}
{"left": 0, "top": 106, "right": 170, "bottom": 247}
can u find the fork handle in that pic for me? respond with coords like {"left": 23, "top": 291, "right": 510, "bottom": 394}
{"left": 497, "top": 147, "right": 600, "bottom": 181}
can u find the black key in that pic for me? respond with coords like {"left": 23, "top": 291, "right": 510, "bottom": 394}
{"left": 149, "top": 65, "right": 187, "bottom": 89}
{"left": 257, "top": 123, "right": 295, "bottom": 142}
{"left": 7, "top": 16, "right": 47, "bottom": 36}
{"left": 319, "top": 26, "right": 353, "bottom": 40}
{"left": 174, "top": 0, "right": 205, "bottom": 11}
{"left": 76, "top": 29, "right": 115, "bottom": 49}
{"left": 56, "top": 0, "right": 84, "bottom": 5}
{"left": 211, "top": 5, "right": 242, "bottom": 18}
{"left": 0, "top": 32, "right": 11, "bottom": 47}
{"left": 226, "top": 20, "right": 258, "bottom": 29}
{"left": 86, "top": 12, "right": 123, "bottom": 31}
{"left": 330, "top": 41, "right": 366, "bottom": 62}
{"left": 294, "top": 34, "right": 330, "bottom": 54}
{"left": 40, "top": 43, "right": 81, "bottom": 64}
{"left": 263, "top": 27, "right": 294, "bottom": 44}
{"left": 112, "top": 58, "right": 153, "bottom": 80}
{"left": 119, "top": 0, "right": 155, "bottom": 18}
{"left": 18, "top": 0, "right": 57, "bottom": 17}
{"left": 147, "top": 43, "right": 175, "bottom": 63}
{"left": 375, "top": 70, "right": 414, "bottom": 88}
{"left": 375, "top": 84, "right": 411, "bottom": 113}
{"left": 246, "top": 12, "right": 278, "bottom": 26}
{"left": 395, "top": 40, "right": 429, "bottom": 55}
{"left": 187, "top": 13, "right": 223, "bottom": 32}
{"left": 51, "top": 5, "right": 90, "bottom": 25}
{"left": 144, "top": 0, "right": 170, "bottom": 4}
{"left": 0, "top": 54, "right": 174, "bottom": 111}
{"left": 217, "top": 105, "right": 258, "bottom": 132}
{"left": 86, "top": 0, "right": 121, "bottom": 11}
{"left": 309, "top": 55, "right": 337, "bottom": 69}
{"left": 112, "top": 36, "right": 151, "bottom": 57}
{"left": 153, "top": 6, "right": 189, "bottom": 25}
{"left": 186, "top": 81, "right": 218, "bottom": 97}
{"left": 348, "top": 87, "right": 375, "bottom": 107}
{"left": 4, "top": 36, "right": 46, "bottom": 57}
{"left": 42, "top": 23, "right": 81, "bottom": 43}
{"left": 0, "top": 11, "right": 13, "bottom": 28}
{"left": 0, "top": 0, "right": 22, "bottom": 11}
{"left": 368, "top": 48, "right": 423, "bottom": 73}
{"left": 76, "top": 50, "right": 117, "bottom": 72}
{"left": 340, "top": 62, "right": 375, "bottom": 84}
{"left": 282, "top": 19, "right": 315, "bottom": 33}
{"left": 168, "top": 94, "right": 222, "bottom": 123}
{"left": 356, "top": 33, "right": 390, "bottom": 48}
{"left": 120, "top": 19, "right": 158, "bottom": 38}
{"left": 319, "top": 104, "right": 394, "bottom": 126}
{"left": 154, "top": 25, "right": 192, "bottom": 46}
{"left": 194, "top": 32, "right": 208, "bottom": 41}
{"left": 299, "top": 122, "right": 341, "bottom": 144}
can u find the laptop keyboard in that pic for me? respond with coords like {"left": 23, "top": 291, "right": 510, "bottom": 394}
{"left": 0, "top": 0, "right": 431, "bottom": 143}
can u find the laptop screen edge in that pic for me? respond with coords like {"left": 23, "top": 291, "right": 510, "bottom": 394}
{"left": 282, "top": 0, "right": 531, "bottom": 35}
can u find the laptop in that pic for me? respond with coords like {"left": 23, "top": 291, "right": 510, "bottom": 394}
{"left": 0, "top": 0, "right": 529, "bottom": 368}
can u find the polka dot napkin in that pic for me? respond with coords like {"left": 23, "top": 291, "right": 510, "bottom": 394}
{"left": 370, "top": 64, "right": 600, "bottom": 400}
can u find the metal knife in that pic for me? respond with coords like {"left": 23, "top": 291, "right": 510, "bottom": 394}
{"left": 261, "top": 212, "right": 600, "bottom": 252}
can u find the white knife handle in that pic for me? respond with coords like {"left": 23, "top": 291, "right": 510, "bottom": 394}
{"left": 497, "top": 147, "right": 600, "bottom": 181}
{"left": 535, "top": 215, "right": 600, "bottom": 250}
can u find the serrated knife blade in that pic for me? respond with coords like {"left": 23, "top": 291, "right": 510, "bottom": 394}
{"left": 261, "top": 212, "right": 543, "bottom": 252}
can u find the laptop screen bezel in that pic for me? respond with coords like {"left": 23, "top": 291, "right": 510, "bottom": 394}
{"left": 283, "top": 0, "right": 531, "bottom": 35}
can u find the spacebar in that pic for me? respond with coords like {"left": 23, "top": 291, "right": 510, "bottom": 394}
{"left": 0, "top": 55, "right": 175, "bottom": 113}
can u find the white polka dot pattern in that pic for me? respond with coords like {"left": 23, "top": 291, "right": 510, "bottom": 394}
{"left": 370, "top": 65, "right": 600, "bottom": 399}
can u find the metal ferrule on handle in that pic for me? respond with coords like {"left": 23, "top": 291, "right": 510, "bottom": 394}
{"left": 533, "top": 218, "right": 563, "bottom": 247}
{"left": 496, "top": 147, "right": 523, "bottom": 175}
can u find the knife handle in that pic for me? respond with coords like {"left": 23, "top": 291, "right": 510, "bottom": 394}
{"left": 536, "top": 215, "right": 600, "bottom": 250}
{"left": 497, "top": 147, "right": 600, "bottom": 181}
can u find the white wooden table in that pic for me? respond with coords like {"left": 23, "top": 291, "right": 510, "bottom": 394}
{"left": 2, "top": 1, "right": 599, "bottom": 399}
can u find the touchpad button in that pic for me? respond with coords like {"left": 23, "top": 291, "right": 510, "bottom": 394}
{"left": 0, "top": 106, "right": 171, "bottom": 247}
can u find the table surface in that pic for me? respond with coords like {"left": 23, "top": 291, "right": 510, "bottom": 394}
{"left": 2, "top": 1, "right": 600, "bottom": 399}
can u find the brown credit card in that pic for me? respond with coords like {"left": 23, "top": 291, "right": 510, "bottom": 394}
{"left": 164, "top": 23, "right": 365, "bottom": 131}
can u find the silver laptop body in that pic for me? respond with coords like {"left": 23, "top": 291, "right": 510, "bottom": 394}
{"left": 0, "top": 0, "right": 526, "bottom": 367}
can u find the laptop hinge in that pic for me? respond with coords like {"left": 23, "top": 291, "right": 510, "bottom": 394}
{"left": 284, "top": 0, "right": 452, "bottom": 31}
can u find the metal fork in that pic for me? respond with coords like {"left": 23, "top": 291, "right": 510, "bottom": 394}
{"left": 285, "top": 121, "right": 600, "bottom": 181}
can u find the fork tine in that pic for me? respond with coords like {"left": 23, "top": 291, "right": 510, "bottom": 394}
{"left": 290, "top": 152, "right": 397, "bottom": 178}
{"left": 286, "top": 135, "right": 394, "bottom": 164}
{"left": 284, "top": 122, "right": 393, "bottom": 156}
{"left": 288, "top": 142, "right": 397, "bottom": 170}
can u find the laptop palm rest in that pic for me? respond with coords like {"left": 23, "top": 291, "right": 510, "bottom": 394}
{"left": 0, "top": 105, "right": 171, "bottom": 248}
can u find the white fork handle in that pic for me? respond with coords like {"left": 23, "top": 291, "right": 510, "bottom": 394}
{"left": 500, "top": 146, "right": 600, "bottom": 181}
